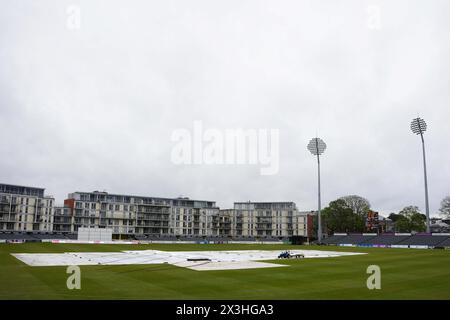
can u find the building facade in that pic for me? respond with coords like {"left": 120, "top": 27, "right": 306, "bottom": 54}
{"left": 294, "top": 211, "right": 315, "bottom": 239}
{"left": 0, "top": 183, "right": 54, "bottom": 232}
{"left": 0, "top": 183, "right": 312, "bottom": 240}
{"left": 170, "top": 197, "right": 220, "bottom": 236}
{"left": 58, "top": 191, "right": 219, "bottom": 237}
{"left": 53, "top": 206, "right": 73, "bottom": 233}
{"left": 218, "top": 202, "right": 312, "bottom": 239}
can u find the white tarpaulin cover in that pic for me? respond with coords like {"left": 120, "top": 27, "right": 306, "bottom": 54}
{"left": 12, "top": 249, "right": 365, "bottom": 271}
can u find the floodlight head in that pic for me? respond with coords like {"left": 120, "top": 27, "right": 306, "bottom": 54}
{"left": 307, "top": 137, "right": 326, "bottom": 156}
{"left": 411, "top": 117, "right": 427, "bottom": 135}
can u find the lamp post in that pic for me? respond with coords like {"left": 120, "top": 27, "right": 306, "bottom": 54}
{"left": 410, "top": 117, "right": 431, "bottom": 233}
{"left": 307, "top": 137, "right": 327, "bottom": 243}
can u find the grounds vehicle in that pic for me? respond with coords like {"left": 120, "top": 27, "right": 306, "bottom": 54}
{"left": 278, "top": 251, "right": 304, "bottom": 259}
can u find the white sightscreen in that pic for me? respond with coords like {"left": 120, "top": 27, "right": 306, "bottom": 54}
{"left": 77, "top": 227, "right": 113, "bottom": 241}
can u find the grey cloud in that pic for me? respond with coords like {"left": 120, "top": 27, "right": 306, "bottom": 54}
{"left": 0, "top": 0, "right": 449, "bottom": 215}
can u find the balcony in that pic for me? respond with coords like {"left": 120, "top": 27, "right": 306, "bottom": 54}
{"left": 0, "top": 208, "right": 19, "bottom": 215}
{"left": 137, "top": 215, "right": 169, "bottom": 221}
{"left": 136, "top": 223, "right": 169, "bottom": 228}
{"left": 256, "top": 225, "right": 273, "bottom": 231}
{"left": 0, "top": 217, "right": 17, "bottom": 222}
{"left": 0, "top": 198, "right": 11, "bottom": 204}
{"left": 54, "top": 212, "right": 71, "bottom": 217}
{"left": 53, "top": 221, "right": 72, "bottom": 225}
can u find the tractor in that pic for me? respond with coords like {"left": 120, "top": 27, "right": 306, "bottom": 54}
{"left": 278, "top": 250, "right": 304, "bottom": 259}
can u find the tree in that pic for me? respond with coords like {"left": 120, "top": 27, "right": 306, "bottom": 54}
{"left": 322, "top": 199, "right": 366, "bottom": 234}
{"left": 394, "top": 206, "right": 426, "bottom": 232}
{"left": 439, "top": 196, "right": 450, "bottom": 218}
{"left": 311, "top": 213, "right": 318, "bottom": 239}
{"left": 388, "top": 213, "right": 400, "bottom": 222}
{"left": 339, "top": 195, "right": 371, "bottom": 216}
{"left": 394, "top": 215, "right": 411, "bottom": 232}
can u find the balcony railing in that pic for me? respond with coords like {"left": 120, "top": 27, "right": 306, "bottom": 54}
{"left": 53, "top": 221, "right": 72, "bottom": 225}
{"left": 0, "top": 217, "right": 18, "bottom": 222}
{"left": 256, "top": 227, "right": 273, "bottom": 231}
{"left": 136, "top": 223, "right": 169, "bottom": 228}
{"left": 137, "top": 215, "right": 169, "bottom": 221}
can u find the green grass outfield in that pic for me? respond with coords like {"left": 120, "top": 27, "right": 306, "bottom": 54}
{"left": 0, "top": 243, "right": 449, "bottom": 300}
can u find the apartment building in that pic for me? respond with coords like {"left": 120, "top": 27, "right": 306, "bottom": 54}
{"left": 170, "top": 197, "right": 220, "bottom": 236}
{"left": 52, "top": 206, "right": 73, "bottom": 233}
{"left": 219, "top": 202, "right": 312, "bottom": 239}
{"left": 58, "top": 191, "right": 219, "bottom": 237}
{"left": 217, "top": 209, "right": 234, "bottom": 237}
{"left": 0, "top": 183, "right": 54, "bottom": 232}
{"left": 0, "top": 183, "right": 312, "bottom": 240}
{"left": 294, "top": 211, "right": 315, "bottom": 238}
{"left": 61, "top": 191, "right": 170, "bottom": 236}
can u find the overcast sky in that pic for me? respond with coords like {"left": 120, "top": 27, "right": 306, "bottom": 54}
{"left": 1, "top": 0, "right": 449, "bottom": 216}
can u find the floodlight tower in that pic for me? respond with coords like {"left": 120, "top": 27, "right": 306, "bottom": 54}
{"left": 307, "top": 137, "right": 327, "bottom": 243}
{"left": 410, "top": 117, "right": 430, "bottom": 233}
